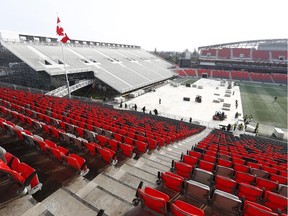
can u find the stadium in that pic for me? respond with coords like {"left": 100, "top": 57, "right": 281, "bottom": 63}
{"left": 0, "top": 6, "right": 288, "bottom": 216}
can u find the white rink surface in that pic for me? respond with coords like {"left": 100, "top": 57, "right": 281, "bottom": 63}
{"left": 125, "top": 78, "right": 244, "bottom": 129}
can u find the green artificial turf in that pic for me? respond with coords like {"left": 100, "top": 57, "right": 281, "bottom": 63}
{"left": 240, "top": 83, "right": 287, "bottom": 129}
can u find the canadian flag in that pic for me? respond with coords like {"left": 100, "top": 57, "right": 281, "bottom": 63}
{"left": 56, "top": 17, "right": 70, "bottom": 43}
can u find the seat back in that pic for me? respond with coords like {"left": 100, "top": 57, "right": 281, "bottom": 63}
{"left": 234, "top": 163, "right": 250, "bottom": 173}
{"left": 119, "top": 143, "right": 134, "bottom": 157}
{"left": 98, "top": 148, "right": 114, "bottom": 164}
{"left": 215, "top": 165, "right": 234, "bottom": 178}
{"left": 244, "top": 201, "right": 278, "bottom": 216}
{"left": 161, "top": 172, "right": 184, "bottom": 192}
{"left": 138, "top": 187, "right": 169, "bottom": 214}
{"left": 185, "top": 180, "right": 210, "bottom": 202}
{"left": 171, "top": 200, "right": 205, "bottom": 216}
{"left": 251, "top": 168, "right": 268, "bottom": 178}
{"left": 0, "top": 161, "right": 25, "bottom": 184}
{"left": 18, "top": 162, "right": 39, "bottom": 188}
{"left": 278, "top": 184, "right": 288, "bottom": 197}
{"left": 188, "top": 150, "right": 202, "bottom": 159}
{"left": 235, "top": 171, "right": 255, "bottom": 184}
{"left": 238, "top": 183, "right": 263, "bottom": 202}
{"left": 192, "top": 168, "right": 213, "bottom": 186}
{"left": 215, "top": 175, "right": 237, "bottom": 194}
{"left": 212, "top": 189, "right": 242, "bottom": 215}
{"left": 182, "top": 155, "right": 198, "bottom": 166}
{"left": 263, "top": 190, "right": 288, "bottom": 212}
{"left": 218, "top": 158, "right": 233, "bottom": 168}
{"left": 174, "top": 162, "right": 193, "bottom": 178}
{"left": 198, "top": 160, "right": 214, "bottom": 172}
{"left": 107, "top": 139, "right": 119, "bottom": 151}
{"left": 256, "top": 177, "right": 278, "bottom": 191}
{"left": 135, "top": 140, "right": 148, "bottom": 153}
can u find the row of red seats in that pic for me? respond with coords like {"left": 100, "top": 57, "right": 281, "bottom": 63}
{"left": 0, "top": 87, "right": 199, "bottom": 144}
{"left": 0, "top": 149, "right": 42, "bottom": 195}
{"left": 175, "top": 68, "right": 288, "bottom": 85}
{"left": 0, "top": 91, "right": 200, "bottom": 168}
{"left": 2, "top": 99, "right": 156, "bottom": 161}
{"left": 132, "top": 171, "right": 287, "bottom": 215}
{"left": 0, "top": 112, "right": 89, "bottom": 176}
{"left": 0, "top": 103, "right": 119, "bottom": 167}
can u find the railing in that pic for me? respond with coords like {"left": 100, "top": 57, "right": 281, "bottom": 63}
{"left": 45, "top": 79, "right": 94, "bottom": 97}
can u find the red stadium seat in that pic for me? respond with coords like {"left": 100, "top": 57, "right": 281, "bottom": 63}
{"left": 119, "top": 143, "right": 135, "bottom": 157}
{"left": 237, "top": 183, "right": 263, "bottom": 202}
{"left": 235, "top": 171, "right": 255, "bottom": 184}
{"left": 161, "top": 172, "right": 184, "bottom": 192}
{"left": 198, "top": 160, "right": 214, "bottom": 172}
{"left": 263, "top": 190, "right": 288, "bottom": 212}
{"left": 182, "top": 155, "right": 198, "bottom": 166}
{"left": 243, "top": 200, "right": 278, "bottom": 216}
{"left": 138, "top": 187, "right": 169, "bottom": 214}
{"left": 174, "top": 161, "right": 193, "bottom": 179}
{"left": 215, "top": 175, "right": 237, "bottom": 194}
{"left": 171, "top": 200, "right": 205, "bottom": 216}
{"left": 256, "top": 177, "right": 278, "bottom": 191}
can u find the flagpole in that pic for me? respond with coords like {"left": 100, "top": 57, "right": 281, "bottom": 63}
{"left": 61, "top": 43, "right": 71, "bottom": 98}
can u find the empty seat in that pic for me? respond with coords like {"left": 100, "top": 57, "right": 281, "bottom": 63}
{"left": 135, "top": 140, "right": 148, "bottom": 153}
{"left": 215, "top": 175, "right": 237, "bottom": 194}
{"left": 107, "top": 138, "right": 119, "bottom": 151}
{"left": 171, "top": 200, "right": 205, "bottom": 216}
{"left": 192, "top": 168, "right": 213, "bottom": 186}
{"left": 247, "top": 161, "right": 262, "bottom": 169}
{"left": 119, "top": 143, "right": 135, "bottom": 157}
{"left": 98, "top": 147, "right": 117, "bottom": 165}
{"left": 211, "top": 189, "right": 242, "bottom": 215}
{"left": 96, "top": 135, "right": 107, "bottom": 147}
{"left": 256, "top": 177, "right": 278, "bottom": 191}
{"left": 203, "top": 154, "right": 216, "bottom": 163}
{"left": 188, "top": 150, "right": 202, "bottom": 159}
{"left": 215, "top": 165, "right": 234, "bottom": 178}
{"left": 278, "top": 184, "right": 288, "bottom": 197}
{"left": 237, "top": 183, "right": 263, "bottom": 202}
{"left": 270, "top": 174, "right": 287, "bottom": 185}
{"left": 218, "top": 158, "right": 233, "bottom": 168}
{"left": 182, "top": 155, "right": 198, "bottom": 166}
{"left": 235, "top": 171, "right": 255, "bottom": 184}
{"left": 183, "top": 180, "right": 210, "bottom": 203}
{"left": 84, "top": 142, "right": 101, "bottom": 156}
{"left": 251, "top": 168, "right": 268, "bottom": 178}
{"left": 243, "top": 200, "right": 278, "bottom": 216}
{"left": 198, "top": 160, "right": 214, "bottom": 172}
{"left": 137, "top": 187, "right": 169, "bottom": 214}
{"left": 63, "top": 153, "right": 89, "bottom": 176}
{"left": 234, "top": 163, "right": 250, "bottom": 173}
{"left": 263, "top": 190, "right": 288, "bottom": 212}
{"left": 146, "top": 138, "right": 157, "bottom": 149}
{"left": 262, "top": 166, "right": 278, "bottom": 175}
{"left": 123, "top": 136, "right": 134, "bottom": 145}
{"left": 113, "top": 133, "right": 123, "bottom": 142}
{"left": 174, "top": 161, "right": 193, "bottom": 179}
{"left": 18, "top": 162, "right": 43, "bottom": 194}
{"left": 159, "top": 172, "right": 184, "bottom": 192}
{"left": 0, "top": 158, "right": 25, "bottom": 186}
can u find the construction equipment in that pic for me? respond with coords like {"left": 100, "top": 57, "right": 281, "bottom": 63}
{"left": 213, "top": 111, "right": 226, "bottom": 121}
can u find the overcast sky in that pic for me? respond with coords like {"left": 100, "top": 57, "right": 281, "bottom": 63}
{"left": 1, "top": 0, "right": 287, "bottom": 51}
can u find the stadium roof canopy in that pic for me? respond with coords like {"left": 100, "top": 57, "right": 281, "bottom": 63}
{"left": 198, "top": 38, "right": 288, "bottom": 51}
{"left": 0, "top": 31, "right": 174, "bottom": 93}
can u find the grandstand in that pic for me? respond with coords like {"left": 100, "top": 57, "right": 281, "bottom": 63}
{"left": 0, "top": 32, "right": 287, "bottom": 216}
{"left": 0, "top": 31, "right": 175, "bottom": 95}
{"left": 198, "top": 39, "right": 288, "bottom": 74}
